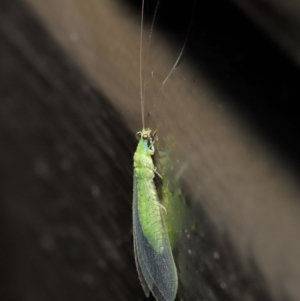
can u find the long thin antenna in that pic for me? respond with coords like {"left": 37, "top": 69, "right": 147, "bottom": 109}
{"left": 161, "top": 21, "right": 190, "bottom": 87}
{"left": 140, "top": 0, "right": 195, "bottom": 126}
{"left": 140, "top": 0, "right": 145, "bottom": 128}
{"left": 153, "top": 0, "right": 196, "bottom": 99}
{"left": 140, "top": 0, "right": 160, "bottom": 129}
{"left": 142, "top": 0, "right": 160, "bottom": 118}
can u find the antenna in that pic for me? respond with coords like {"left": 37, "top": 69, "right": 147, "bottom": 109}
{"left": 154, "top": 0, "right": 195, "bottom": 100}
{"left": 140, "top": 0, "right": 160, "bottom": 129}
{"left": 140, "top": 0, "right": 195, "bottom": 127}
{"left": 140, "top": 0, "right": 145, "bottom": 129}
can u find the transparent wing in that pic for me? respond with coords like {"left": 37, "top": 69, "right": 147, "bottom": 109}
{"left": 133, "top": 173, "right": 178, "bottom": 301}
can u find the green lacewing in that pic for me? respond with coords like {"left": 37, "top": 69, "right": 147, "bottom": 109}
{"left": 132, "top": 0, "right": 178, "bottom": 299}
{"left": 132, "top": 0, "right": 193, "bottom": 299}
{"left": 133, "top": 128, "right": 178, "bottom": 301}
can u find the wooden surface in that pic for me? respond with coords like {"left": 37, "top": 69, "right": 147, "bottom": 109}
{"left": 1, "top": 0, "right": 300, "bottom": 300}
{"left": 0, "top": 1, "right": 137, "bottom": 300}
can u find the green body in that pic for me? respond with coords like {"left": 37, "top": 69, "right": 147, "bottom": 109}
{"left": 133, "top": 130, "right": 164, "bottom": 252}
{"left": 133, "top": 128, "right": 178, "bottom": 301}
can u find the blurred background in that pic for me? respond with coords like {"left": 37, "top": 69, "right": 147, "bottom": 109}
{"left": 1, "top": 0, "right": 300, "bottom": 300}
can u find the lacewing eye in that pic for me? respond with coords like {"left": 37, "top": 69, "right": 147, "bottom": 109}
{"left": 136, "top": 131, "right": 142, "bottom": 140}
